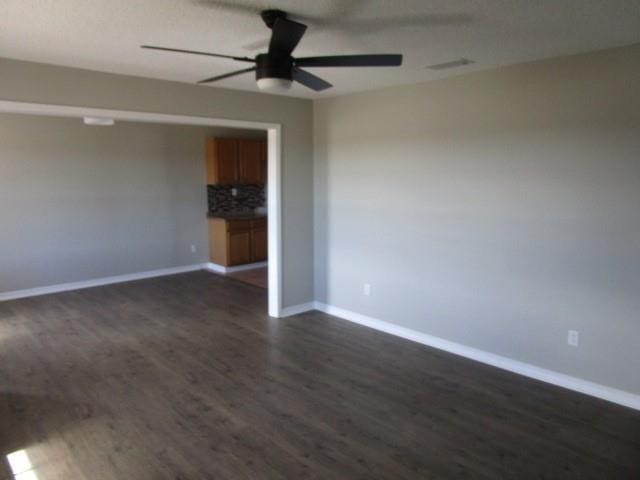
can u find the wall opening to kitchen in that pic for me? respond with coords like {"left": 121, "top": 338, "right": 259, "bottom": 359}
{"left": 0, "top": 101, "right": 283, "bottom": 317}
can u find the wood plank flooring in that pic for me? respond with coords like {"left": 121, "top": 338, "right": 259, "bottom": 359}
{"left": 226, "top": 267, "right": 268, "bottom": 289}
{"left": 0, "top": 271, "right": 638, "bottom": 479}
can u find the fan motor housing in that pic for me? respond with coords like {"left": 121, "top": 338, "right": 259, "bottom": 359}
{"left": 261, "top": 9, "right": 288, "bottom": 29}
{"left": 256, "top": 53, "right": 293, "bottom": 81}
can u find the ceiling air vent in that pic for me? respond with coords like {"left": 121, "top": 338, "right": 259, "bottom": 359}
{"left": 427, "top": 58, "right": 474, "bottom": 71}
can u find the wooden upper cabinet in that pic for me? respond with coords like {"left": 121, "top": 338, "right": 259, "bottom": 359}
{"left": 217, "top": 139, "right": 239, "bottom": 184}
{"left": 206, "top": 138, "right": 238, "bottom": 185}
{"left": 238, "top": 139, "right": 266, "bottom": 184}
{"left": 206, "top": 137, "right": 266, "bottom": 185}
{"left": 259, "top": 139, "right": 267, "bottom": 184}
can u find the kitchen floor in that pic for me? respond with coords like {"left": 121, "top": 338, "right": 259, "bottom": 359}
{"left": 227, "top": 266, "right": 268, "bottom": 289}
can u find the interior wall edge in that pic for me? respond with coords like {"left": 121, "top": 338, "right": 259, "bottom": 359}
{"left": 280, "top": 301, "right": 316, "bottom": 318}
{"left": 0, "top": 56, "right": 315, "bottom": 310}
{"left": 0, "top": 264, "right": 208, "bottom": 302}
{"left": 314, "top": 302, "right": 640, "bottom": 412}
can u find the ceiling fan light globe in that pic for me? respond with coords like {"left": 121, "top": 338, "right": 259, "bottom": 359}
{"left": 257, "top": 77, "right": 293, "bottom": 92}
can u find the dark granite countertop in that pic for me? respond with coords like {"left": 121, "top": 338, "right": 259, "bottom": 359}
{"left": 207, "top": 212, "right": 267, "bottom": 220}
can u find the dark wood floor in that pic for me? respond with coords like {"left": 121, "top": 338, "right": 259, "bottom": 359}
{"left": 226, "top": 267, "right": 268, "bottom": 289}
{"left": 0, "top": 272, "right": 638, "bottom": 479}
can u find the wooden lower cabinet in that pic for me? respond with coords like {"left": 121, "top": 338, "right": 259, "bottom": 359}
{"left": 228, "top": 230, "right": 252, "bottom": 265}
{"left": 250, "top": 227, "right": 268, "bottom": 262}
{"left": 209, "top": 217, "right": 267, "bottom": 266}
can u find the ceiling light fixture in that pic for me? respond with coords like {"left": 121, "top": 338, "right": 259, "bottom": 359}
{"left": 140, "top": 9, "right": 402, "bottom": 94}
{"left": 83, "top": 116, "right": 115, "bottom": 126}
{"left": 256, "top": 77, "right": 293, "bottom": 92}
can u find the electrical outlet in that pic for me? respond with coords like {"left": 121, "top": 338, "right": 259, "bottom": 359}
{"left": 568, "top": 330, "right": 579, "bottom": 347}
{"left": 190, "top": 245, "right": 197, "bottom": 254}
{"left": 231, "top": 188, "right": 238, "bottom": 197}
{"left": 363, "top": 283, "right": 372, "bottom": 296}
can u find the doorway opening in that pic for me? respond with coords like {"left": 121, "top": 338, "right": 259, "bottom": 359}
{"left": 0, "top": 100, "right": 283, "bottom": 317}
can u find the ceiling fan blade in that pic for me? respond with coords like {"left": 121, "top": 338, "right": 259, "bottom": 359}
{"left": 198, "top": 67, "right": 257, "bottom": 84}
{"left": 293, "top": 68, "right": 332, "bottom": 92}
{"left": 269, "top": 17, "right": 307, "bottom": 56}
{"left": 141, "top": 45, "right": 254, "bottom": 63}
{"left": 295, "top": 54, "right": 402, "bottom": 68}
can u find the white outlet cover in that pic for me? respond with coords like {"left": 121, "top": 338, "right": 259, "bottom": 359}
{"left": 190, "top": 245, "right": 197, "bottom": 253}
{"left": 568, "top": 330, "right": 579, "bottom": 347}
{"left": 363, "top": 284, "right": 372, "bottom": 296}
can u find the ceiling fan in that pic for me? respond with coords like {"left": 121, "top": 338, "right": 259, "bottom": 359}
{"left": 141, "top": 9, "right": 402, "bottom": 93}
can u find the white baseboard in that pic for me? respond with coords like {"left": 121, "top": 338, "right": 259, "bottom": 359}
{"left": 205, "top": 261, "right": 268, "bottom": 274}
{"left": 314, "top": 302, "right": 640, "bottom": 411}
{"left": 280, "top": 302, "right": 316, "bottom": 318}
{"left": 0, "top": 264, "right": 207, "bottom": 302}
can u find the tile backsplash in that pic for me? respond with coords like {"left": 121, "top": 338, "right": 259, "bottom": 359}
{"left": 207, "top": 184, "right": 265, "bottom": 214}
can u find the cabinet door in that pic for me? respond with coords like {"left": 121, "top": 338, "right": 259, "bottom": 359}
{"left": 251, "top": 227, "right": 268, "bottom": 262}
{"left": 216, "top": 138, "right": 239, "bottom": 184}
{"left": 259, "top": 139, "right": 267, "bottom": 184}
{"left": 227, "top": 230, "right": 252, "bottom": 265}
{"left": 208, "top": 218, "right": 227, "bottom": 266}
{"left": 206, "top": 138, "right": 238, "bottom": 184}
{"left": 238, "top": 139, "right": 265, "bottom": 184}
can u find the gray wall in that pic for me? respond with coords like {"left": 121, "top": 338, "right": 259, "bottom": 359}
{"left": 0, "top": 57, "right": 313, "bottom": 307}
{"left": 314, "top": 44, "right": 640, "bottom": 395}
{"left": 0, "top": 113, "right": 262, "bottom": 291}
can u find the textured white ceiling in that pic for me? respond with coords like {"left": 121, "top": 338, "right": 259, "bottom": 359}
{"left": 1, "top": 0, "right": 639, "bottom": 98}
